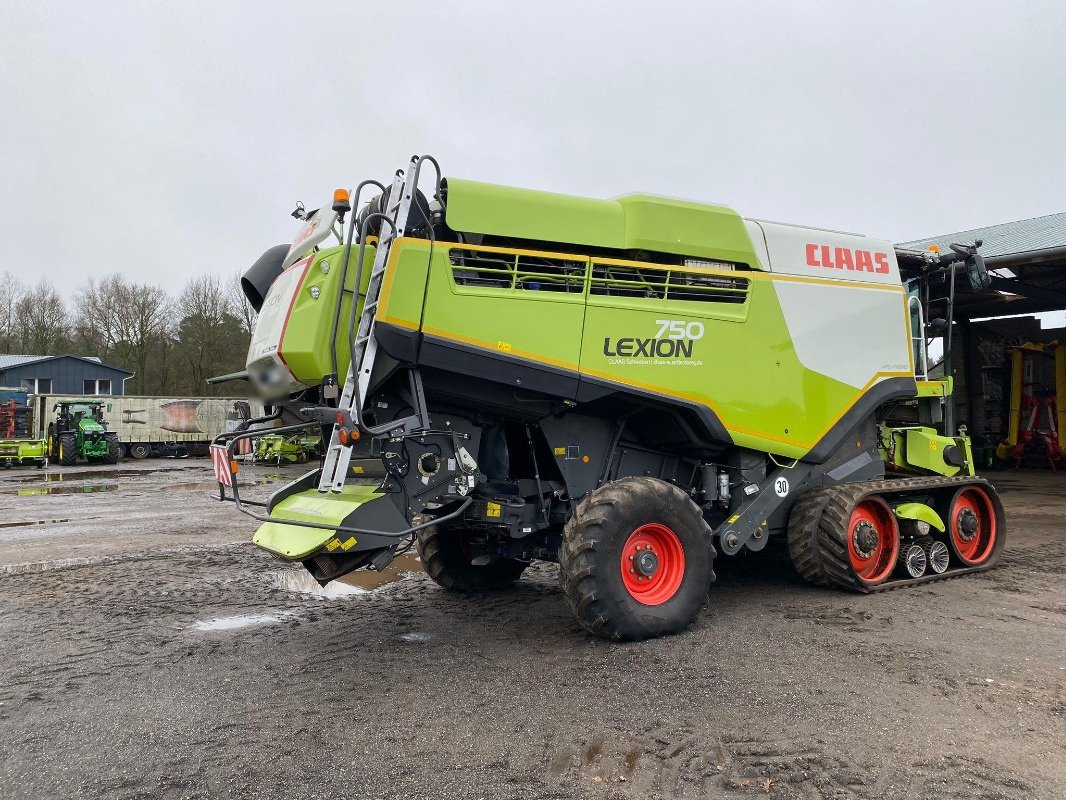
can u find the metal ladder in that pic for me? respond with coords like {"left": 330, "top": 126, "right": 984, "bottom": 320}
{"left": 318, "top": 159, "right": 426, "bottom": 493}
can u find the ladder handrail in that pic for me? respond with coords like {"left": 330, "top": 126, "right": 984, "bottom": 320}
{"left": 327, "top": 178, "right": 387, "bottom": 394}
{"left": 345, "top": 211, "right": 397, "bottom": 429}
{"left": 317, "top": 155, "right": 445, "bottom": 494}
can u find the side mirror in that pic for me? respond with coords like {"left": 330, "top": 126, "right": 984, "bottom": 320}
{"left": 949, "top": 240, "right": 991, "bottom": 293}
{"left": 966, "top": 251, "right": 991, "bottom": 292}
{"left": 927, "top": 318, "right": 949, "bottom": 336}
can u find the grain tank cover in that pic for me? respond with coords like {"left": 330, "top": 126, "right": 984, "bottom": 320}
{"left": 443, "top": 178, "right": 763, "bottom": 268}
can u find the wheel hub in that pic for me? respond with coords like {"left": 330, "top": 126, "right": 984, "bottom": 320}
{"left": 957, "top": 508, "right": 979, "bottom": 541}
{"left": 852, "top": 520, "right": 879, "bottom": 559}
{"left": 619, "top": 523, "right": 686, "bottom": 606}
{"left": 634, "top": 548, "right": 659, "bottom": 578}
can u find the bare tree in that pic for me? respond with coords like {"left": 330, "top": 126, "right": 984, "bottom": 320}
{"left": 13, "top": 279, "right": 69, "bottom": 354}
{"left": 175, "top": 273, "right": 246, "bottom": 392}
{"left": 72, "top": 274, "right": 125, "bottom": 361}
{"left": 0, "top": 270, "right": 28, "bottom": 353}
{"left": 111, "top": 280, "right": 173, "bottom": 394}
{"left": 227, "top": 269, "right": 258, "bottom": 337}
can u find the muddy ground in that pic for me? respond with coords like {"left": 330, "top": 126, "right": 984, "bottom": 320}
{"left": 0, "top": 458, "right": 1062, "bottom": 799}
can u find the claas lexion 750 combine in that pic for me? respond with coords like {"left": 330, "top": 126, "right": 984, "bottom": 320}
{"left": 212, "top": 155, "right": 1005, "bottom": 640}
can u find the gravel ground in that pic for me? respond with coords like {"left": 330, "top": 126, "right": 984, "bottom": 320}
{"left": 0, "top": 459, "right": 1063, "bottom": 799}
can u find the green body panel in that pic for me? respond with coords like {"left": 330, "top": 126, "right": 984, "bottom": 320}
{"left": 881, "top": 426, "right": 974, "bottom": 477}
{"left": 253, "top": 483, "right": 383, "bottom": 559}
{"left": 382, "top": 240, "right": 877, "bottom": 459}
{"left": 915, "top": 377, "right": 952, "bottom": 398}
{"left": 0, "top": 439, "right": 46, "bottom": 462}
{"left": 893, "top": 501, "right": 946, "bottom": 532}
{"left": 579, "top": 274, "right": 859, "bottom": 457}
{"left": 278, "top": 245, "right": 376, "bottom": 385}
{"left": 77, "top": 416, "right": 110, "bottom": 457}
{"left": 444, "top": 178, "right": 763, "bottom": 267}
{"left": 416, "top": 242, "right": 588, "bottom": 371}
{"left": 254, "top": 433, "right": 321, "bottom": 463}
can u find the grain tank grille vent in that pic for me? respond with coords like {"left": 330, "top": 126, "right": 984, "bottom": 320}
{"left": 449, "top": 249, "right": 586, "bottom": 293}
{"left": 589, "top": 263, "right": 749, "bottom": 304}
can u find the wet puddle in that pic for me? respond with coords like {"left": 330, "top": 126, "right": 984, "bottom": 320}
{"left": 13, "top": 468, "right": 182, "bottom": 482}
{"left": 11, "top": 483, "right": 118, "bottom": 496}
{"left": 337, "top": 553, "right": 423, "bottom": 590}
{"left": 164, "top": 475, "right": 286, "bottom": 493}
{"left": 191, "top": 611, "right": 294, "bottom": 632}
{"left": 272, "top": 553, "right": 423, "bottom": 597}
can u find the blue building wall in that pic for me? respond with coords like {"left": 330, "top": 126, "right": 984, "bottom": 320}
{"left": 0, "top": 357, "right": 131, "bottom": 396}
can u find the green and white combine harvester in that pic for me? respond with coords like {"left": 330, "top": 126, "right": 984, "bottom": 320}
{"left": 212, "top": 155, "right": 1005, "bottom": 640}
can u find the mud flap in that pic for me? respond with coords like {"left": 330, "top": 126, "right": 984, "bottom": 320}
{"left": 252, "top": 484, "right": 408, "bottom": 560}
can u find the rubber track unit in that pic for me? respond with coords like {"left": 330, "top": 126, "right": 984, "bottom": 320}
{"left": 787, "top": 475, "right": 1006, "bottom": 593}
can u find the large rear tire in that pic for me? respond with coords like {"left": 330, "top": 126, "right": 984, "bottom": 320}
{"left": 559, "top": 476, "right": 716, "bottom": 641}
{"left": 416, "top": 525, "right": 528, "bottom": 592}
{"left": 58, "top": 434, "right": 78, "bottom": 466}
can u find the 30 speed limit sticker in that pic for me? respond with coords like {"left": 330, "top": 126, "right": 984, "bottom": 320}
{"left": 774, "top": 477, "right": 790, "bottom": 498}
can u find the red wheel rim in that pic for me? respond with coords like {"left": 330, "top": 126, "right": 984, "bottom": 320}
{"left": 620, "top": 523, "right": 686, "bottom": 606}
{"left": 847, "top": 498, "right": 899, "bottom": 585}
{"left": 949, "top": 487, "right": 997, "bottom": 566}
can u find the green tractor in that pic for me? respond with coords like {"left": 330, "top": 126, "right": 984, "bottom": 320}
{"left": 46, "top": 400, "right": 121, "bottom": 466}
{"left": 214, "top": 155, "right": 1006, "bottom": 641}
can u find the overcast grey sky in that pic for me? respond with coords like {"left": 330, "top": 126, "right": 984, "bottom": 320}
{"left": 3, "top": 1, "right": 1063, "bottom": 294}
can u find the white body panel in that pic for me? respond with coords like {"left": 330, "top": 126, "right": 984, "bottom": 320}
{"left": 744, "top": 218, "right": 912, "bottom": 389}
{"left": 283, "top": 207, "right": 338, "bottom": 269}
{"left": 750, "top": 219, "right": 901, "bottom": 285}
{"left": 246, "top": 257, "right": 313, "bottom": 398}
{"left": 771, "top": 281, "right": 911, "bottom": 389}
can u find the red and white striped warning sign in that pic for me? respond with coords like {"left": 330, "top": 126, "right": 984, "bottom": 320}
{"left": 210, "top": 444, "right": 233, "bottom": 487}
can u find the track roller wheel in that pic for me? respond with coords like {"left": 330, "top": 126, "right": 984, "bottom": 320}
{"left": 416, "top": 525, "right": 527, "bottom": 593}
{"left": 898, "top": 541, "right": 927, "bottom": 578}
{"left": 846, "top": 497, "right": 899, "bottom": 587}
{"left": 559, "top": 476, "right": 715, "bottom": 641}
{"left": 921, "top": 537, "right": 950, "bottom": 574}
{"left": 947, "top": 486, "right": 998, "bottom": 566}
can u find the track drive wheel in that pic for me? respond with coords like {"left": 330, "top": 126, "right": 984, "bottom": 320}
{"left": 58, "top": 434, "right": 78, "bottom": 466}
{"left": 788, "top": 490, "right": 900, "bottom": 591}
{"left": 847, "top": 498, "right": 900, "bottom": 587}
{"left": 416, "top": 525, "right": 527, "bottom": 592}
{"left": 559, "top": 476, "right": 715, "bottom": 641}
{"left": 946, "top": 486, "right": 999, "bottom": 566}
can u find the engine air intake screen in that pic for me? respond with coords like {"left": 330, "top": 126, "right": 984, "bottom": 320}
{"left": 449, "top": 248, "right": 586, "bottom": 293}
{"left": 590, "top": 263, "right": 749, "bottom": 304}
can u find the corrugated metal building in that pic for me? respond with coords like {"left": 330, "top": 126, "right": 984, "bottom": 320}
{"left": 0, "top": 354, "right": 134, "bottom": 396}
{"left": 896, "top": 212, "right": 1066, "bottom": 448}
